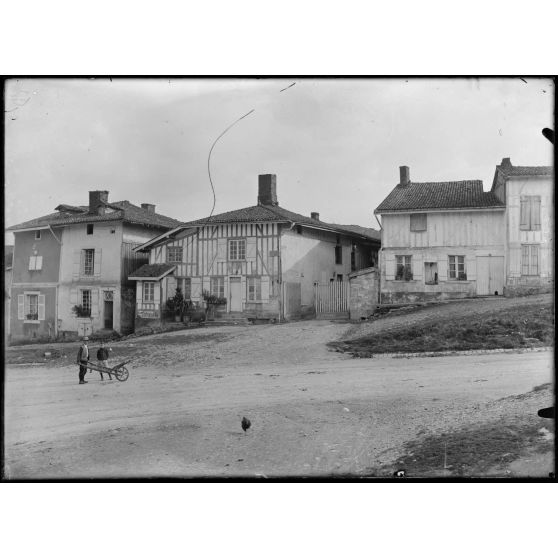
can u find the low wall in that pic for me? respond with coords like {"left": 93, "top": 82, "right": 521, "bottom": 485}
{"left": 349, "top": 267, "right": 378, "bottom": 320}
{"left": 504, "top": 277, "right": 554, "bottom": 297}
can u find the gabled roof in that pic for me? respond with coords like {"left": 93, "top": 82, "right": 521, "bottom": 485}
{"left": 375, "top": 180, "right": 505, "bottom": 213}
{"left": 7, "top": 201, "right": 183, "bottom": 232}
{"left": 491, "top": 158, "right": 554, "bottom": 192}
{"left": 128, "top": 263, "right": 176, "bottom": 280}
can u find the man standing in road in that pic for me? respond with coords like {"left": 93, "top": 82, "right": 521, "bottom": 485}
{"left": 96, "top": 340, "right": 111, "bottom": 380}
{"left": 77, "top": 337, "right": 90, "bottom": 384}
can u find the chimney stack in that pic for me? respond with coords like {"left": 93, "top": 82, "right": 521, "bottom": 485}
{"left": 141, "top": 203, "right": 156, "bottom": 214}
{"left": 501, "top": 157, "right": 512, "bottom": 167}
{"left": 399, "top": 166, "right": 410, "bottom": 187}
{"left": 311, "top": 212, "right": 320, "bottom": 221}
{"left": 89, "top": 190, "right": 109, "bottom": 215}
{"left": 257, "top": 174, "right": 278, "bottom": 206}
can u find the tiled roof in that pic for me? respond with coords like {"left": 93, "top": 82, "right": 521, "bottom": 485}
{"left": 500, "top": 165, "right": 553, "bottom": 177}
{"left": 182, "top": 204, "right": 380, "bottom": 241}
{"left": 375, "top": 180, "right": 505, "bottom": 212}
{"left": 128, "top": 263, "right": 175, "bottom": 279}
{"left": 7, "top": 201, "right": 183, "bottom": 232}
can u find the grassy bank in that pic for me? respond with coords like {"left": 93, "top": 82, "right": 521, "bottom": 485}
{"left": 329, "top": 302, "right": 554, "bottom": 356}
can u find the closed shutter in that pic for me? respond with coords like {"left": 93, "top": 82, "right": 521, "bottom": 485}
{"left": 29, "top": 257, "right": 35, "bottom": 270}
{"left": 18, "top": 294, "right": 24, "bottom": 320}
{"left": 38, "top": 294, "right": 46, "bottom": 321}
{"left": 437, "top": 256, "right": 448, "bottom": 281}
{"left": 191, "top": 277, "right": 202, "bottom": 300}
{"left": 69, "top": 287, "right": 78, "bottom": 305}
{"left": 246, "top": 237, "right": 257, "bottom": 260}
{"left": 412, "top": 254, "right": 421, "bottom": 280}
{"left": 261, "top": 276, "right": 270, "bottom": 302}
{"left": 93, "top": 249, "right": 102, "bottom": 276}
{"left": 136, "top": 281, "right": 143, "bottom": 304}
{"left": 217, "top": 238, "right": 227, "bottom": 261}
{"left": 531, "top": 196, "right": 541, "bottom": 230}
{"left": 519, "top": 197, "right": 529, "bottom": 230}
{"left": 36, "top": 256, "right": 43, "bottom": 270}
{"left": 78, "top": 249, "right": 84, "bottom": 278}
{"left": 91, "top": 289, "right": 99, "bottom": 317}
{"left": 384, "top": 254, "right": 395, "bottom": 280}
{"left": 531, "top": 245, "right": 539, "bottom": 275}
{"left": 154, "top": 282, "right": 161, "bottom": 304}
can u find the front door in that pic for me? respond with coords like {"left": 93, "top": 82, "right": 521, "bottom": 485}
{"left": 476, "top": 256, "right": 504, "bottom": 296}
{"left": 229, "top": 277, "right": 242, "bottom": 312}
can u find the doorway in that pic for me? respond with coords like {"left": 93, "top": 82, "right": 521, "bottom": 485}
{"left": 476, "top": 256, "right": 504, "bottom": 296}
{"left": 229, "top": 277, "right": 242, "bottom": 312}
{"left": 103, "top": 291, "right": 114, "bottom": 329}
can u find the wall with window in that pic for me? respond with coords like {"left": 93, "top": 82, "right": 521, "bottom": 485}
{"left": 11, "top": 229, "right": 61, "bottom": 284}
{"left": 504, "top": 176, "right": 553, "bottom": 294}
{"left": 9, "top": 286, "right": 57, "bottom": 341}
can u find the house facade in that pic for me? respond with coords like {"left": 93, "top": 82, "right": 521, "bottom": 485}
{"left": 375, "top": 166, "right": 507, "bottom": 304}
{"left": 131, "top": 174, "right": 380, "bottom": 325}
{"left": 7, "top": 191, "right": 181, "bottom": 342}
{"left": 491, "top": 158, "right": 554, "bottom": 296}
{"left": 375, "top": 161, "right": 553, "bottom": 304}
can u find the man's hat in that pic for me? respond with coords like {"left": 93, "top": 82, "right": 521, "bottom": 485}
{"left": 83, "top": 337, "right": 89, "bottom": 341}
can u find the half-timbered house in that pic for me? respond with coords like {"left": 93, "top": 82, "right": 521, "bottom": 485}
{"left": 131, "top": 174, "right": 380, "bottom": 325}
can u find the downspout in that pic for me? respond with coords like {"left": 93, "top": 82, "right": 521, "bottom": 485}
{"left": 50, "top": 225, "right": 63, "bottom": 338}
{"left": 374, "top": 213, "right": 383, "bottom": 305}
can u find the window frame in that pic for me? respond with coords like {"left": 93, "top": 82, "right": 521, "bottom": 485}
{"left": 210, "top": 277, "right": 225, "bottom": 299}
{"left": 80, "top": 289, "right": 92, "bottom": 316}
{"left": 35, "top": 230, "right": 41, "bottom": 240}
{"left": 25, "top": 293, "right": 39, "bottom": 322}
{"left": 395, "top": 255, "right": 413, "bottom": 281}
{"left": 448, "top": 255, "right": 467, "bottom": 280}
{"left": 335, "top": 244, "right": 343, "bottom": 265}
{"left": 228, "top": 239, "right": 246, "bottom": 261}
{"left": 182, "top": 278, "right": 192, "bottom": 300}
{"left": 167, "top": 246, "right": 183, "bottom": 263}
{"left": 82, "top": 249, "right": 95, "bottom": 276}
{"left": 247, "top": 276, "right": 262, "bottom": 301}
{"left": 519, "top": 196, "right": 541, "bottom": 231}
{"left": 86, "top": 224, "right": 94, "bottom": 235}
{"left": 143, "top": 281, "right": 155, "bottom": 302}
{"left": 28, "top": 255, "right": 43, "bottom": 271}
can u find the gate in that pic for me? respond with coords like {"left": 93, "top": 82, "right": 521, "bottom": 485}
{"left": 314, "top": 281, "right": 349, "bottom": 319}
{"left": 476, "top": 256, "right": 504, "bottom": 296}
{"left": 283, "top": 282, "right": 302, "bottom": 320}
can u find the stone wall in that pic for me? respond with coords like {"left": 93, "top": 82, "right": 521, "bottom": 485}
{"left": 504, "top": 277, "right": 554, "bottom": 297}
{"left": 348, "top": 267, "right": 378, "bottom": 320}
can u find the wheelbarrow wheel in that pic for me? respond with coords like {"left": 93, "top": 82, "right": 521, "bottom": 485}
{"left": 115, "top": 366, "right": 129, "bottom": 382}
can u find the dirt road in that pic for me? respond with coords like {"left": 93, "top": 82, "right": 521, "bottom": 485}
{"left": 4, "top": 325, "right": 553, "bottom": 478}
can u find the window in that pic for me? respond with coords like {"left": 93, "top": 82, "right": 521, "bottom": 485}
{"left": 410, "top": 213, "right": 427, "bottom": 232}
{"left": 335, "top": 245, "right": 342, "bottom": 265}
{"left": 167, "top": 246, "right": 183, "bottom": 263}
{"left": 26, "top": 294, "right": 39, "bottom": 320}
{"left": 210, "top": 277, "right": 225, "bottom": 298}
{"left": 143, "top": 282, "right": 155, "bottom": 302}
{"left": 228, "top": 239, "right": 246, "bottom": 261}
{"left": 82, "top": 249, "right": 95, "bottom": 275}
{"left": 521, "top": 244, "right": 539, "bottom": 276}
{"left": 29, "top": 256, "right": 43, "bottom": 270}
{"left": 81, "top": 290, "right": 91, "bottom": 315}
{"left": 424, "top": 262, "right": 438, "bottom": 285}
{"left": 247, "top": 277, "right": 262, "bottom": 301}
{"left": 448, "top": 255, "right": 467, "bottom": 280}
{"left": 336, "top": 274, "right": 343, "bottom": 282}
{"left": 87, "top": 224, "right": 94, "bottom": 235}
{"left": 520, "top": 196, "right": 541, "bottom": 231}
{"left": 395, "top": 255, "right": 413, "bottom": 281}
{"left": 182, "top": 278, "right": 192, "bottom": 299}
{"left": 35, "top": 230, "right": 41, "bottom": 239}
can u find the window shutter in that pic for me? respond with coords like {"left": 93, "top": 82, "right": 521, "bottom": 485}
{"left": 38, "top": 295, "right": 46, "bottom": 321}
{"left": 28, "top": 257, "right": 34, "bottom": 270}
{"left": 191, "top": 277, "right": 202, "bottom": 300}
{"left": 384, "top": 255, "right": 395, "bottom": 280}
{"left": 136, "top": 281, "right": 143, "bottom": 304}
{"left": 36, "top": 256, "right": 43, "bottom": 270}
{"left": 93, "top": 249, "right": 101, "bottom": 276}
{"left": 18, "top": 294, "right": 25, "bottom": 320}
{"left": 261, "top": 276, "right": 270, "bottom": 302}
{"left": 74, "top": 250, "right": 82, "bottom": 279}
{"left": 69, "top": 287, "right": 78, "bottom": 305}
{"left": 531, "top": 197, "right": 541, "bottom": 231}
{"left": 153, "top": 282, "right": 161, "bottom": 304}
{"left": 167, "top": 275, "right": 177, "bottom": 296}
{"left": 217, "top": 238, "right": 227, "bottom": 261}
{"left": 519, "top": 197, "right": 529, "bottom": 230}
{"left": 531, "top": 245, "right": 539, "bottom": 275}
{"left": 521, "top": 245, "right": 530, "bottom": 275}
{"left": 91, "top": 289, "right": 99, "bottom": 317}
{"left": 246, "top": 237, "right": 257, "bottom": 260}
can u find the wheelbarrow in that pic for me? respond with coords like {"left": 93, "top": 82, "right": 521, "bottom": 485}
{"left": 85, "top": 359, "right": 131, "bottom": 382}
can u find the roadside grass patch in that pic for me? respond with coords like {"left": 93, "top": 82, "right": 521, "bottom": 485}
{"left": 329, "top": 303, "right": 554, "bottom": 355}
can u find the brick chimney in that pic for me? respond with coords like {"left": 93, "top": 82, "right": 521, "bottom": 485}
{"left": 399, "top": 166, "right": 410, "bottom": 187}
{"left": 258, "top": 174, "right": 278, "bottom": 206}
{"left": 311, "top": 212, "right": 320, "bottom": 221}
{"left": 141, "top": 203, "right": 156, "bottom": 214}
{"left": 89, "top": 190, "right": 109, "bottom": 215}
{"left": 501, "top": 157, "right": 512, "bottom": 167}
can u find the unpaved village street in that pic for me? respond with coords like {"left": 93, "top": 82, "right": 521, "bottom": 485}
{"left": 4, "top": 315, "right": 554, "bottom": 479}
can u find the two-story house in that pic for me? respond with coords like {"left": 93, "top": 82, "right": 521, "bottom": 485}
{"left": 7, "top": 191, "right": 182, "bottom": 342}
{"left": 491, "top": 158, "right": 553, "bottom": 296}
{"left": 374, "top": 166, "right": 506, "bottom": 304}
{"left": 130, "top": 174, "right": 380, "bottom": 325}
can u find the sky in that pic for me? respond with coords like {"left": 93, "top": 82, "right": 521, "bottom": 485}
{"left": 4, "top": 77, "right": 554, "bottom": 245}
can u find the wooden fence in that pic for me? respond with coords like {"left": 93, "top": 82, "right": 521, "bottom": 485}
{"left": 313, "top": 281, "right": 349, "bottom": 317}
